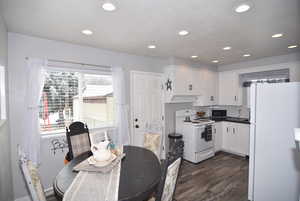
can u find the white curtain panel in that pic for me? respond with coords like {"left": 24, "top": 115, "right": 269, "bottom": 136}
{"left": 21, "top": 58, "right": 47, "bottom": 165}
{"left": 112, "top": 67, "right": 130, "bottom": 146}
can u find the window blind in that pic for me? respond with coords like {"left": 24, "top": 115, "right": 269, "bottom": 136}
{"left": 239, "top": 69, "right": 290, "bottom": 87}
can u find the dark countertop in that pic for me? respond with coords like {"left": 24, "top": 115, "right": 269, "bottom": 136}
{"left": 199, "top": 117, "right": 250, "bottom": 124}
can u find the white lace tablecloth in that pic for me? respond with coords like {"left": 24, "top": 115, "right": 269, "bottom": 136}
{"left": 63, "top": 159, "right": 121, "bottom": 201}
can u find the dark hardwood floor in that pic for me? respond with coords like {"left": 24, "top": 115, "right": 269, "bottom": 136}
{"left": 47, "top": 152, "right": 248, "bottom": 201}
{"left": 174, "top": 152, "right": 249, "bottom": 201}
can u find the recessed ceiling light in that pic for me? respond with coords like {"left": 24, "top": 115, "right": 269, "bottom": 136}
{"left": 212, "top": 60, "right": 219, "bottom": 63}
{"left": 235, "top": 3, "right": 251, "bottom": 13}
{"left": 178, "top": 30, "right": 189, "bottom": 36}
{"left": 191, "top": 55, "right": 198, "bottom": 59}
{"left": 148, "top": 45, "right": 156, "bottom": 49}
{"left": 272, "top": 33, "right": 283, "bottom": 38}
{"left": 81, "top": 29, "right": 93, "bottom": 35}
{"left": 288, "top": 45, "right": 298, "bottom": 49}
{"left": 102, "top": 2, "right": 116, "bottom": 11}
{"left": 223, "top": 46, "right": 232, "bottom": 50}
{"left": 243, "top": 54, "right": 251, "bottom": 57}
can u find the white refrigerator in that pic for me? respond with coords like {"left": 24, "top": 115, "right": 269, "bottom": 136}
{"left": 248, "top": 82, "right": 300, "bottom": 201}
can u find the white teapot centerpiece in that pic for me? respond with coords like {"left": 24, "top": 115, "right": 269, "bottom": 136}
{"left": 91, "top": 132, "right": 112, "bottom": 162}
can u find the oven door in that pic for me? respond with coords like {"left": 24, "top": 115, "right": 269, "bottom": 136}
{"left": 194, "top": 126, "right": 214, "bottom": 152}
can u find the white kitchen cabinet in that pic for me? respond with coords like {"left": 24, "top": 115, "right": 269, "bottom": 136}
{"left": 214, "top": 122, "right": 223, "bottom": 152}
{"left": 164, "top": 66, "right": 202, "bottom": 103}
{"left": 236, "top": 123, "right": 250, "bottom": 155}
{"left": 218, "top": 71, "right": 242, "bottom": 105}
{"left": 198, "top": 69, "right": 217, "bottom": 105}
{"left": 193, "top": 68, "right": 218, "bottom": 106}
{"left": 164, "top": 65, "right": 218, "bottom": 104}
{"left": 222, "top": 122, "right": 234, "bottom": 152}
{"left": 221, "top": 122, "right": 250, "bottom": 156}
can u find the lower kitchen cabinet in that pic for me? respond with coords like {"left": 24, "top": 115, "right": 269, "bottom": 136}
{"left": 214, "top": 122, "right": 223, "bottom": 152}
{"left": 221, "top": 122, "right": 250, "bottom": 156}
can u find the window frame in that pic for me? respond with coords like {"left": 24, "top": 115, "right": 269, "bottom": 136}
{"left": 0, "top": 65, "right": 6, "bottom": 120}
{"left": 39, "top": 66, "right": 114, "bottom": 135}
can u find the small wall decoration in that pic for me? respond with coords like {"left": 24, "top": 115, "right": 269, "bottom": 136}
{"left": 165, "top": 78, "right": 172, "bottom": 91}
{"left": 51, "top": 138, "right": 68, "bottom": 155}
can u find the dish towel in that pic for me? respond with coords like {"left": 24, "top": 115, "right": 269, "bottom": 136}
{"left": 63, "top": 156, "right": 122, "bottom": 201}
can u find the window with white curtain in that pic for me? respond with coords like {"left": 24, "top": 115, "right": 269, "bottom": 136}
{"left": 39, "top": 69, "right": 114, "bottom": 134}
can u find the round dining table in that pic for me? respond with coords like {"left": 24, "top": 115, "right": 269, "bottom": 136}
{"left": 53, "top": 145, "right": 162, "bottom": 201}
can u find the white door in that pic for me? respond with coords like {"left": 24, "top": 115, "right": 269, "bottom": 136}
{"left": 131, "top": 71, "right": 164, "bottom": 148}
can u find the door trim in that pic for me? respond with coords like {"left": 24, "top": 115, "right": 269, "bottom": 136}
{"left": 130, "top": 71, "right": 165, "bottom": 157}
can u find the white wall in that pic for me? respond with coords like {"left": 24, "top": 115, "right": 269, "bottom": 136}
{"left": 7, "top": 32, "right": 176, "bottom": 200}
{"left": 218, "top": 52, "right": 300, "bottom": 82}
{"left": 0, "top": 15, "right": 14, "bottom": 201}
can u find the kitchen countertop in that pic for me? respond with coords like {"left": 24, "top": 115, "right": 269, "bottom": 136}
{"left": 198, "top": 117, "right": 250, "bottom": 124}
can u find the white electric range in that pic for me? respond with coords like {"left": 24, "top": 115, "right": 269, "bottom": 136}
{"left": 175, "top": 109, "right": 215, "bottom": 163}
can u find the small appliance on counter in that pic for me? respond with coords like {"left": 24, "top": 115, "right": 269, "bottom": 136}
{"left": 211, "top": 109, "right": 227, "bottom": 121}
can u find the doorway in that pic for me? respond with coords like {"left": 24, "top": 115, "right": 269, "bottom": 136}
{"left": 130, "top": 71, "right": 164, "bottom": 156}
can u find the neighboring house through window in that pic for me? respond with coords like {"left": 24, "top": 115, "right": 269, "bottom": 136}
{"left": 39, "top": 69, "right": 114, "bottom": 134}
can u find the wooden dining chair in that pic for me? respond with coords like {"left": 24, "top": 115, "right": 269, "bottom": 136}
{"left": 149, "top": 157, "right": 182, "bottom": 201}
{"left": 19, "top": 152, "right": 47, "bottom": 201}
{"left": 144, "top": 133, "right": 161, "bottom": 160}
{"left": 66, "top": 121, "right": 91, "bottom": 161}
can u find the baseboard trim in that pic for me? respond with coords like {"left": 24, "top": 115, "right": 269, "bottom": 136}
{"left": 15, "top": 196, "right": 30, "bottom": 201}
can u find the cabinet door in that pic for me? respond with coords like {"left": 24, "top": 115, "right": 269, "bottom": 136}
{"left": 190, "top": 68, "right": 203, "bottom": 95}
{"left": 237, "top": 124, "right": 250, "bottom": 155}
{"left": 218, "top": 71, "right": 240, "bottom": 105}
{"left": 222, "top": 122, "right": 232, "bottom": 151}
{"left": 229, "top": 123, "right": 250, "bottom": 155}
{"left": 174, "top": 66, "right": 190, "bottom": 95}
{"left": 203, "top": 69, "right": 217, "bottom": 105}
{"left": 231, "top": 124, "right": 240, "bottom": 153}
{"left": 214, "top": 122, "right": 223, "bottom": 152}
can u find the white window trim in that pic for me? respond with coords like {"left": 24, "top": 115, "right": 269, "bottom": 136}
{"left": 41, "top": 125, "right": 116, "bottom": 139}
{"left": 40, "top": 65, "right": 114, "bottom": 136}
{"left": 0, "top": 66, "right": 6, "bottom": 120}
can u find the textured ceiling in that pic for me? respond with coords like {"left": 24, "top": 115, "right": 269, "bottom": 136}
{"left": 1, "top": 0, "right": 300, "bottom": 65}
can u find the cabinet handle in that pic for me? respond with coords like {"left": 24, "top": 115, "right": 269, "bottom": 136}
{"left": 233, "top": 128, "right": 235, "bottom": 134}
{"left": 227, "top": 127, "right": 229, "bottom": 133}
{"left": 214, "top": 128, "right": 216, "bottom": 133}
{"left": 234, "top": 96, "right": 237, "bottom": 101}
{"left": 135, "top": 125, "right": 139, "bottom": 128}
{"left": 189, "top": 84, "right": 193, "bottom": 91}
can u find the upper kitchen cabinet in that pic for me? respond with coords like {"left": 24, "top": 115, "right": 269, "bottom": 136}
{"left": 164, "top": 65, "right": 201, "bottom": 103}
{"left": 194, "top": 69, "right": 218, "bottom": 106}
{"left": 202, "top": 69, "right": 218, "bottom": 106}
{"left": 164, "top": 65, "right": 218, "bottom": 104}
{"left": 218, "top": 71, "right": 242, "bottom": 105}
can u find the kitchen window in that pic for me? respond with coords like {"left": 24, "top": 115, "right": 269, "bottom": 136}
{"left": 39, "top": 69, "right": 114, "bottom": 134}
